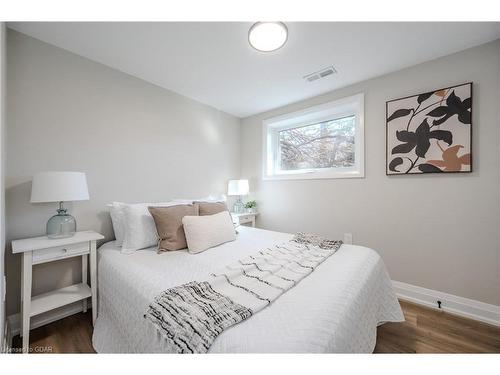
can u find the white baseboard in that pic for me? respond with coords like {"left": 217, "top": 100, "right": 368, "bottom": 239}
{"left": 392, "top": 280, "right": 500, "bottom": 327}
{"left": 6, "top": 301, "right": 91, "bottom": 347}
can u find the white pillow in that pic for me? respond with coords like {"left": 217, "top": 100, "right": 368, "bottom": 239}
{"left": 182, "top": 211, "right": 236, "bottom": 254}
{"left": 120, "top": 201, "right": 184, "bottom": 254}
{"left": 108, "top": 202, "right": 127, "bottom": 246}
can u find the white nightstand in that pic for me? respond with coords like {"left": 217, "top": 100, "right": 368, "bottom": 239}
{"left": 231, "top": 212, "right": 258, "bottom": 227}
{"left": 11, "top": 230, "right": 104, "bottom": 353}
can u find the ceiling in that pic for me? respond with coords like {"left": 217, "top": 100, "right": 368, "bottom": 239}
{"left": 8, "top": 22, "right": 500, "bottom": 118}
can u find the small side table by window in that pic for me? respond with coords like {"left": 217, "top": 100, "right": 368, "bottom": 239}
{"left": 231, "top": 212, "right": 258, "bottom": 227}
{"left": 11, "top": 230, "right": 104, "bottom": 353}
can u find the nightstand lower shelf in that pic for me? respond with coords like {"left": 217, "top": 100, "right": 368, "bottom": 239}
{"left": 30, "top": 283, "right": 91, "bottom": 317}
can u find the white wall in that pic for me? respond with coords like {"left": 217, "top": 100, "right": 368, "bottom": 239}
{"left": 241, "top": 40, "right": 500, "bottom": 306}
{"left": 5, "top": 30, "right": 241, "bottom": 316}
{"left": 0, "top": 22, "right": 6, "bottom": 349}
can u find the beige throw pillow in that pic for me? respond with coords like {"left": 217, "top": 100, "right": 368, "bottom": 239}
{"left": 182, "top": 211, "right": 236, "bottom": 254}
{"left": 195, "top": 201, "right": 229, "bottom": 216}
{"left": 148, "top": 204, "right": 199, "bottom": 252}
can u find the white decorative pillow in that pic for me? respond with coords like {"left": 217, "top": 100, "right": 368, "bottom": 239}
{"left": 182, "top": 211, "right": 236, "bottom": 254}
{"left": 121, "top": 201, "right": 184, "bottom": 254}
{"left": 108, "top": 202, "right": 127, "bottom": 246}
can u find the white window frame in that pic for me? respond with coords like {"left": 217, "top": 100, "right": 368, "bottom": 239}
{"left": 262, "top": 93, "right": 365, "bottom": 180}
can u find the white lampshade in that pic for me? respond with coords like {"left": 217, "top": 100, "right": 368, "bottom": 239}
{"left": 227, "top": 179, "right": 249, "bottom": 196}
{"left": 31, "top": 171, "right": 90, "bottom": 203}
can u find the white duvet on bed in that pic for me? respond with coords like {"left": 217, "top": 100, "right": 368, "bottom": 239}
{"left": 92, "top": 226, "right": 404, "bottom": 353}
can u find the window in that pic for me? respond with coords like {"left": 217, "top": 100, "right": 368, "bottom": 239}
{"left": 263, "top": 93, "right": 364, "bottom": 180}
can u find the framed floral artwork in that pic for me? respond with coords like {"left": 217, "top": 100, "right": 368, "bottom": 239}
{"left": 386, "top": 82, "right": 472, "bottom": 175}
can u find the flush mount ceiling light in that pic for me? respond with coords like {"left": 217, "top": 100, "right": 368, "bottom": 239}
{"left": 248, "top": 22, "right": 288, "bottom": 52}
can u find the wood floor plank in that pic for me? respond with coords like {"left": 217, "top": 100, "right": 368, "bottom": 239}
{"left": 10, "top": 301, "right": 500, "bottom": 354}
{"left": 12, "top": 311, "right": 95, "bottom": 354}
{"left": 375, "top": 300, "right": 500, "bottom": 353}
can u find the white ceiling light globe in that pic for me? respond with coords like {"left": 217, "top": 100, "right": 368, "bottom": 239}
{"left": 248, "top": 22, "right": 288, "bottom": 52}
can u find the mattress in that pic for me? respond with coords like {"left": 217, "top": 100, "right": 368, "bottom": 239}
{"left": 92, "top": 226, "right": 404, "bottom": 353}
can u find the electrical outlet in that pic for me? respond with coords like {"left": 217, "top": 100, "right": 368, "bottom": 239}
{"left": 343, "top": 233, "right": 353, "bottom": 244}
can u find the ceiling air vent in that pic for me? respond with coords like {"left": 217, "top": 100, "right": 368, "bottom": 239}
{"left": 303, "top": 66, "right": 337, "bottom": 82}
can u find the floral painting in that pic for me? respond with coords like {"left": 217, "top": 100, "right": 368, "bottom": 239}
{"left": 386, "top": 82, "right": 472, "bottom": 175}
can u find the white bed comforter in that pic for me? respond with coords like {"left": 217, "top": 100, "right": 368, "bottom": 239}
{"left": 92, "top": 227, "right": 404, "bottom": 353}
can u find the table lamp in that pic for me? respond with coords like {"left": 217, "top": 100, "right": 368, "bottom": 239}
{"left": 30, "top": 171, "right": 89, "bottom": 239}
{"left": 227, "top": 179, "right": 249, "bottom": 214}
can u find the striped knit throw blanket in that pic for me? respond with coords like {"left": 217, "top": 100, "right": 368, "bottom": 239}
{"left": 144, "top": 233, "right": 342, "bottom": 353}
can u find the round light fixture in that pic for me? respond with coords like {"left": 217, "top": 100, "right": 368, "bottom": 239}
{"left": 248, "top": 22, "right": 288, "bottom": 52}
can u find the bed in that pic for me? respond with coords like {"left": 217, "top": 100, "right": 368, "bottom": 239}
{"left": 92, "top": 226, "right": 404, "bottom": 353}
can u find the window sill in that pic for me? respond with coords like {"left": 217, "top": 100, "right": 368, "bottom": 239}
{"left": 262, "top": 170, "right": 365, "bottom": 181}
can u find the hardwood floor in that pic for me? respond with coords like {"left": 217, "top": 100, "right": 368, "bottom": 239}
{"left": 12, "top": 311, "right": 95, "bottom": 353}
{"left": 375, "top": 300, "right": 500, "bottom": 353}
{"left": 11, "top": 300, "right": 500, "bottom": 353}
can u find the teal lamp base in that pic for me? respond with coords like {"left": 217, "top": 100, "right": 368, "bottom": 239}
{"left": 47, "top": 202, "right": 76, "bottom": 239}
{"left": 233, "top": 197, "right": 245, "bottom": 214}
